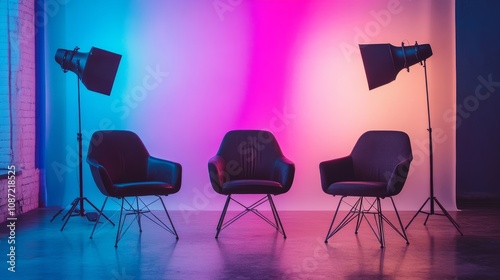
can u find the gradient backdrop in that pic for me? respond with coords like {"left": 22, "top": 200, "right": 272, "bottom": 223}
{"left": 42, "top": 0, "right": 456, "bottom": 213}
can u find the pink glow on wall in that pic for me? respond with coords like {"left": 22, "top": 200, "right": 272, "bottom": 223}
{"left": 235, "top": 2, "right": 310, "bottom": 128}
{"left": 45, "top": 0, "right": 456, "bottom": 211}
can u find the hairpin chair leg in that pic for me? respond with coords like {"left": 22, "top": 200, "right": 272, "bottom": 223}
{"left": 114, "top": 198, "right": 125, "bottom": 247}
{"left": 268, "top": 194, "right": 286, "bottom": 238}
{"left": 158, "top": 196, "right": 179, "bottom": 239}
{"left": 325, "top": 196, "right": 362, "bottom": 243}
{"left": 136, "top": 197, "right": 142, "bottom": 232}
{"left": 90, "top": 197, "right": 111, "bottom": 239}
{"left": 216, "top": 195, "right": 231, "bottom": 238}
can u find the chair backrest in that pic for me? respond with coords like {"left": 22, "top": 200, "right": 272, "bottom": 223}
{"left": 87, "top": 130, "right": 150, "bottom": 190}
{"left": 350, "top": 130, "right": 412, "bottom": 185}
{"left": 216, "top": 130, "right": 284, "bottom": 181}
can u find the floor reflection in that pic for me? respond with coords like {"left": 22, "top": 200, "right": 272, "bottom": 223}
{"left": 1, "top": 208, "right": 499, "bottom": 279}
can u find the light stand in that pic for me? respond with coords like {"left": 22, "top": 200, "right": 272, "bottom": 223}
{"left": 359, "top": 42, "right": 463, "bottom": 235}
{"left": 404, "top": 60, "right": 463, "bottom": 235}
{"left": 50, "top": 46, "right": 121, "bottom": 231}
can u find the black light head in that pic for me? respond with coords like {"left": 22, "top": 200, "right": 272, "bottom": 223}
{"left": 55, "top": 47, "right": 122, "bottom": 95}
{"left": 359, "top": 43, "right": 432, "bottom": 90}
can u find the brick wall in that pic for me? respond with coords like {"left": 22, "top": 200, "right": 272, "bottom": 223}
{"left": 0, "top": 0, "right": 11, "bottom": 166}
{"left": 0, "top": 0, "right": 39, "bottom": 223}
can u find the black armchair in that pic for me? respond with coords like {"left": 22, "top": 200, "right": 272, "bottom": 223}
{"left": 86, "top": 130, "right": 181, "bottom": 246}
{"left": 319, "top": 130, "right": 412, "bottom": 247}
{"left": 208, "top": 130, "right": 295, "bottom": 238}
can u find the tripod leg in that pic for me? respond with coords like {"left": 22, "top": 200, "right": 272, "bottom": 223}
{"left": 50, "top": 207, "right": 66, "bottom": 222}
{"left": 423, "top": 213, "right": 431, "bottom": 225}
{"left": 83, "top": 197, "right": 115, "bottom": 226}
{"left": 405, "top": 197, "right": 430, "bottom": 230}
{"left": 433, "top": 197, "right": 464, "bottom": 235}
{"left": 60, "top": 198, "right": 80, "bottom": 231}
{"left": 60, "top": 198, "right": 80, "bottom": 221}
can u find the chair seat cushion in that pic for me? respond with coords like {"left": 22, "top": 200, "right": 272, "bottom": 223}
{"left": 221, "top": 180, "right": 285, "bottom": 195}
{"left": 326, "top": 181, "right": 387, "bottom": 197}
{"left": 113, "top": 181, "right": 177, "bottom": 197}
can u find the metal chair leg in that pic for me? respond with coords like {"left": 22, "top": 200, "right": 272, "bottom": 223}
{"left": 90, "top": 197, "right": 109, "bottom": 239}
{"left": 215, "top": 194, "right": 287, "bottom": 238}
{"left": 362, "top": 197, "right": 409, "bottom": 248}
{"left": 390, "top": 197, "right": 410, "bottom": 245}
{"left": 158, "top": 196, "right": 179, "bottom": 239}
{"left": 268, "top": 194, "right": 286, "bottom": 238}
{"left": 90, "top": 196, "right": 178, "bottom": 247}
{"left": 136, "top": 197, "right": 142, "bottom": 232}
{"left": 355, "top": 197, "right": 364, "bottom": 234}
{"left": 325, "top": 197, "right": 362, "bottom": 243}
{"left": 376, "top": 198, "right": 385, "bottom": 248}
{"left": 115, "top": 198, "right": 125, "bottom": 247}
{"left": 216, "top": 195, "right": 231, "bottom": 238}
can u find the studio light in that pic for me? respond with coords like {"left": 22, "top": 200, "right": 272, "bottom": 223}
{"left": 359, "top": 42, "right": 463, "bottom": 235}
{"left": 51, "top": 46, "right": 121, "bottom": 231}
{"left": 359, "top": 43, "right": 432, "bottom": 90}
{"left": 55, "top": 47, "right": 121, "bottom": 95}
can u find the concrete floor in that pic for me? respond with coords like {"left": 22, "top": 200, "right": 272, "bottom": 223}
{"left": 1, "top": 205, "right": 499, "bottom": 279}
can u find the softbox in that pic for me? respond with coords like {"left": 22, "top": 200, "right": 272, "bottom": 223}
{"left": 359, "top": 43, "right": 432, "bottom": 90}
{"left": 55, "top": 47, "right": 122, "bottom": 95}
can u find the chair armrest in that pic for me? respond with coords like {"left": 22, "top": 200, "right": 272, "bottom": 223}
{"left": 86, "top": 158, "right": 114, "bottom": 196}
{"left": 319, "top": 156, "right": 354, "bottom": 193}
{"left": 272, "top": 157, "right": 295, "bottom": 193}
{"left": 147, "top": 156, "right": 182, "bottom": 193}
{"left": 386, "top": 158, "right": 412, "bottom": 196}
{"left": 208, "top": 155, "right": 226, "bottom": 194}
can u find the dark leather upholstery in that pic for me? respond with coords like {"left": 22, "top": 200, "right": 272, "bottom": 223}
{"left": 319, "top": 130, "right": 413, "bottom": 247}
{"left": 87, "top": 130, "right": 181, "bottom": 198}
{"left": 86, "top": 130, "right": 182, "bottom": 245}
{"left": 320, "top": 130, "right": 412, "bottom": 198}
{"left": 208, "top": 130, "right": 295, "bottom": 238}
{"left": 208, "top": 130, "right": 295, "bottom": 195}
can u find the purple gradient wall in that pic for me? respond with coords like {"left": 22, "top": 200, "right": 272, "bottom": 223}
{"left": 44, "top": 0, "right": 456, "bottom": 212}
